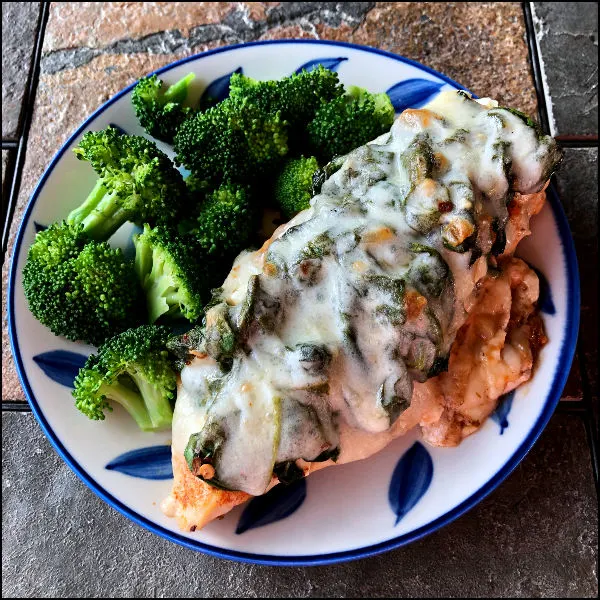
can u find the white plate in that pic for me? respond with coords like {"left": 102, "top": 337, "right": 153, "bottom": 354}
{"left": 8, "top": 40, "right": 579, "bottom": 566}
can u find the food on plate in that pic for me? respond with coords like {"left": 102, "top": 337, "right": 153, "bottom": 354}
{"left": 306, "top": 84, "right": 395, "bottom": 160}
{"left": 163, "top": 90, "right": 561, "bottom": 530}
{"left": 22, "top": 221, "right": 141, "bottom": 346}
{"left": 132, "top": 73, "right": 196, "bottom": 144}
{"left": 20, "top": 61, "right": 562, "bottom": 533}
{"left": 73, "top": 325, "right": 177, "bottom": 431}
{"left": 273, "top": 156, "right": 321, "bottom": 219}
{"left": 67, "top": 127, "right": 187, "bottom": 241}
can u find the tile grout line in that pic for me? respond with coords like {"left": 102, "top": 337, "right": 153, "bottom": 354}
{"left": 2, "top": 1, "right": 50, "bottom": 261}
{"left": 2, "top": 401, "right": 32, "bottom": 412}
{"left": 522, "top": 2, "right": 552, "bottom": 135}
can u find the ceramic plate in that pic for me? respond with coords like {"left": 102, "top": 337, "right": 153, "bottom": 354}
{"left": 8, "top": 40, "right": 579, "bottom": 566}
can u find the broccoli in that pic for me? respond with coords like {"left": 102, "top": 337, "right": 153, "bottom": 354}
{"left": 307, "top": 85, "right": 395, "bottom": 161}
{"left": 228, "top": 66, "right": 343, "bottom": 132}
{"left": 131, "top": 73, "right": 195, "bottom": 143}
{"left": 173, "top": 98, "right": 288, "bottom": 185}
{"left": 72, "top": 325, "right": 176, "bottom": 431}
{"left": 134, "top": 224, "right": 216, "bottom": 323}
{"left": 22, "top": 222, "right": 141, "bottom": 346}
{"left": 274, "top": 156, "right": 320, "bottom": 219}
{"left": 67, "top": 127, "right": 187, "bottom": 240}
{"left": 189, "top": 182, "right": 255, "bottom": 257}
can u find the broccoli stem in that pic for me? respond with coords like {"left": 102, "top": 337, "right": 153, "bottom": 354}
{"left": 99, "top": 381, "right": 154, "bottom": 431}
{"left": 129, "top": 371, "right": 173, "bottom": 429}
{"left": 134, "top": 232, "right": 182, "bottom": 323}
{"left": 67, "top": 181, "right": 129, "bottom": 240}
{"left": 147, "top": 279, "right": 174, "bottom": 323}
{"left": 144, "top": 249, "right": 178, "bottom": 322}
{"left": 164, "top": 73, "right": 195, "bottom": 104}
{"left": 66, "top": 180, "right": 106, "bottom": 228}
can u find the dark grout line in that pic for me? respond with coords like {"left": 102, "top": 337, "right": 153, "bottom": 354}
{"left": 1, "top": 1, "right": 50, "bottom": 263}
{"left": 2, "top": 141, "right": 19, "bottom": 150}
{"left": 556, "top": 138, "right": 599, "bottom": 149}
{"left": 2, "top": 401, "right": 32, "bottom": 412}
{"left": 522, "top": 2, "right": 551, "bottom": 136}
{"left": 557, "top": 402, "right": 587, "bottom": 413}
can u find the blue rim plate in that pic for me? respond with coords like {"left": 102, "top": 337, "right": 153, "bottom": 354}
{"left": 8, "top": 40, "right": 580, "bottom": 566}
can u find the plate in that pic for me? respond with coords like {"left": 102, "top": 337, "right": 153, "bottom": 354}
{"left": 8, "top": 40, "right": 579, "bottom": 566}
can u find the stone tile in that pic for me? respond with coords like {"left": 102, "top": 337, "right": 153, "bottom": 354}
{"left": 2, "top": 412, "right": 597, "bottom": 598}
{"left": 1, "top": 2, "right": 42, "bottom": 140}
{"left": 39, "top": 2, "right": 537, "bottom": 116}
{"left": 42, "top": 2, "right": 236, "bottom": 51}
{"left": 2, "top": 149, "right": 10, "bottom": 190}
{"left": 554, "top": 148, "right": 598, "bottom": 400}
{"left": 351, "top": 2, "right": 538, "bottom": 116}
{"left": 532, "top": 2, "right": 598, "bottom": 137}
{"left": 2, "top": 149, "right": 14, "bottom": 245}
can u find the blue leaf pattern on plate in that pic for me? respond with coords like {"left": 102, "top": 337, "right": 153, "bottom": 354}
{"left": 490, "top": 390, "right": 515, "bottom": 435}
{"left": 34, "top": 222, "right": 47, "bottom": 233}
{"left": 532, "top": 266, "right": 556, "bottom": 315}
{"left": 386, "top": 79, "right": 444, "bottom": 112}
{"left": 236, "top": 478, "right": 307, "bottom": 534}
{"left": 109, "top": 123, "right": 128, "bottom": 135}
{"left": 105, "top": 445, "right": 173, "bottom": 480}
{"left": 295, "top": 57, "right": 348, "bottom": 74}
{"left": 389, "top": 442, "right": 433, "bottom": 525}
{"left": 32, "top": 350, "right": 88, "bottom": 388}
{"left": 200, "top": 67, "right": 243, "bottom": 109}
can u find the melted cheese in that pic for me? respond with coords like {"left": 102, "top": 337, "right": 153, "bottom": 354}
{"left": 172, "top": 91, "right": 560, "bottom": 496}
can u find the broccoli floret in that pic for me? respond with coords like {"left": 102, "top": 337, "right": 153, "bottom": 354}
{"left": 173, "top": 98, "right": 288, "bottom": 185}
{"left": 22, "top": 222, "right": 141, "bottom": 346}
{"left": 307, "top": 85, "right": 395, "bottom": 161}
{"left": 274, "top": 156, "right": 320, "bottom": 219}
{"left": 73, "top": 325, "right": 176, "bottom": 431}
{"left": 229, "top": 66, "right": 343, "bottom": 132}
{"left": 184, "top": 182, "right": 255, "bottom": 258}
{"left": 134, "top": 224, "right": 216, "bottom": 323}
{"left": 131, "top": 73, "right": 195, "bottom": 143}
{"left": 67, "top": 127, "right": 187, "bottom": 240}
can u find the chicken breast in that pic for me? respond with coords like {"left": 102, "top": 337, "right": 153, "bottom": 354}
{"left": 163, "top": 91, "right": 561, "bottom": 531}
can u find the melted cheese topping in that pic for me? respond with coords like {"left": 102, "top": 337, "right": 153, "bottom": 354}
{"left": 172, "top": 91, "right": 560, "bottom": 496}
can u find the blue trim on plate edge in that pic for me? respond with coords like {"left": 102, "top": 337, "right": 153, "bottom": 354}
{"left": 8, "top": 39, "right": 580, "bottom": 567}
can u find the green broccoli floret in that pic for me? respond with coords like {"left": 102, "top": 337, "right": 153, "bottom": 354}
{"left": 67, "top": 127, "right": 187, "bottom": 240}
{"left": 173, "top": 98, "right": 288, "bottom": 185}
{"left": 131, "top": 73, "right": 195, "bottom": 143}
{"left": 134, "top": 224, "right": 215, "bottom": 323}
{"left": 274, "top": 156, "right": 320, "bottom": 219}
{"left": 72, "top": 325, "right": 176, "bottom": 431}
{"left": 190, "top": 182, "right": 255, "bottom": 257}
{"left": 307, "top": 85, "right": 395, "bottom": 161}
{"left": 229, "top": 66, "right": 343, "bottom": 132}
{"left": 22, "top": 222, "right": 141, "bottom": 346}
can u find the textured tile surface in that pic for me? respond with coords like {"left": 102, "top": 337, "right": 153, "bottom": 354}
{"left": 532, "top": 2, "right": 598, "bottom": 137}
{"left": 2, "top": 411, "right": 597, "bottom": 598}
{"left": 554, "top": 148, "right": 598, "bottom": 399}
{"left": 1, "top": 2, "right": 42, "bottom": 140}
{"left": 1, "top": 1, "right": 539, "bottom": 401}
{"left": 2, "top": 150, "right": 9, "bottom": 189}
{"left": 2, "top": 149, "right": 13, "bottom": 231}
